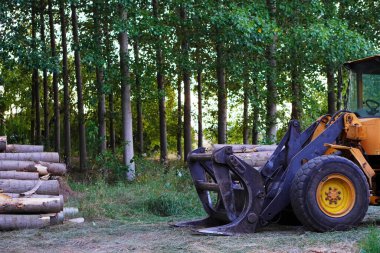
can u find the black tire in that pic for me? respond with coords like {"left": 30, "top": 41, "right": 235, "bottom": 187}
{"left": 290, "top": 155, "right": 369, "bottom": 232}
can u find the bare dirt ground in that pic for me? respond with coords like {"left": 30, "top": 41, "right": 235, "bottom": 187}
{"left": 1, "top": 206, "right": 379, "bottom": 253}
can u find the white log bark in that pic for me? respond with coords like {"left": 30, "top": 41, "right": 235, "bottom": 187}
{"left": 0, "top": 213, "right": 63, "bottom": 230}
{"left": 0, "top": 197, "right": 63, "bottom": 214}
{"left": 234, "top": 151, "right": 274, "bottom": 167}
{"left": 5, "top": 145, "right": 44, "bottom": 153}
{"left": 0, "top": 160, "right": 66, "bottom": 176}
{"left": 0, "top": 153, "right": 59, "bottom": 163}
{"left": 0, "top": 171, "right": 39, "bottom": 180}
{"left": 0, "top": 179, "right": 60, "bottom": 195}
{"left": 212, "top": 144, "right": 277, "bottom": 153}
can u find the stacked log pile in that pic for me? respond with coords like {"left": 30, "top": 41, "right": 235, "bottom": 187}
{"left": 0, "top": 137, "right": 67, "bottom": 230}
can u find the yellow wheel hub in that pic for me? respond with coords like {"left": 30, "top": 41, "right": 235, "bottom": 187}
{"left": 316, "top": 173, "right": 355, "bottom": 217}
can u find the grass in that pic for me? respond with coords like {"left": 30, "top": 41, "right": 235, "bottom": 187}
{"left": 359, "top": 227, "right": 380, "bottom": 253}
{"left": 67, "top": 158, "right": 205, "bottom": 222}
{"left": 61, "top": 157, "right": 380, "bottom": 253}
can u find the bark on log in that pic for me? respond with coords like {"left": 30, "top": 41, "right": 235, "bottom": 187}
{"left": 0, "top": 197, "right": 63, "bottom": 214}
{"left": 0, "top": 171, "right": 39, "bottom": 180}
{"left": 0, "top": 152, "right": 59, "bottom": 163}
{"left": 0, "top": 160, "right": 66, "bottom": 176}
{"left": 234, "top": 151, "right": 273, "bottom": 167}
{"left": 0, "top": 213, "right": 62, "bottom": 230}
{"left": 213, "top": 144, "right": 277, "bottom": 153}
{"left": 5, "top": 145, "right": 44, "bottom": 153}
{"left": 63, "top": 207, "right": 79, "bottom": 218}
{"left": 0, "top": 179, "right": 60, "bottom": 195}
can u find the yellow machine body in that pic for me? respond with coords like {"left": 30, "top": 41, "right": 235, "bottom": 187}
{"left": 359, "top": 118, "right": 380, "bottom": 155}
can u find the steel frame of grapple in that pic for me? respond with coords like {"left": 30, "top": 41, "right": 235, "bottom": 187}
{"left": 175, "top": 114, "right": 346, "bottom": 235}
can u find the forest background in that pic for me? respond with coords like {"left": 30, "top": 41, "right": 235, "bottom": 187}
{"left": 0, "top": 0, "right": 379, "bottom": 180}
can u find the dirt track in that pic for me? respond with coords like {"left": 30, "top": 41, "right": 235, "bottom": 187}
{"left": 1, "top": 206, "right": 379, "bottom": 253}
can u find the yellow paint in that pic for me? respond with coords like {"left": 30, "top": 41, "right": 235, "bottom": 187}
{"left": 344, "top": 113, "right": 367, "bottom": 140}
{"left": 370, "top": 196, "right": 380, "bottom": 205}
{"left": 359, "top": 118, "right": 380, "bottom": 155}
{"left": 316, "top": 174, "right": 356, "bottom": 217}
{"left": 324, "top": 144, "right": 375, "bottom": 184}
{"left": 311, "top": 115, "right": 331, "bottom": 141}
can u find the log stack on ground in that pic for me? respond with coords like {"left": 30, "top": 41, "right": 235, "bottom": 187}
{"left": 0, "top": 137, "right": 69, "bottom": 230}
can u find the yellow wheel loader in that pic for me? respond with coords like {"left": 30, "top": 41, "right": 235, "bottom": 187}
{"left": 175, "top": 55, "right": 380, "bottom": 235}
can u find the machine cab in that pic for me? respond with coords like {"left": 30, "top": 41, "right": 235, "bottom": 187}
{"left": 345, "top": 55, "right": 380, "bottom": 117}
{"left": 344, "top": 55, "right": 380, "bottom": 155}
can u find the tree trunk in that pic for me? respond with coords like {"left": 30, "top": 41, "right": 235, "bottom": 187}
{"left": 108, "top": 92, "right": 115, "bottom": 153}
{"left": 48, "top": 0, "right": 60, "bottom": 154}
{"left": 31, "top": 1, "right": 37, "bottom": 145}
{"left": 265, "top": 0, "right": 278, "bottom": 142}
{"left": 197, "top": 69, "right": 203, "bottom": 148}
{"left": 104, "top": 10, "right": 115, "bottom": 153}
{"left": 176, "top": 75, "right": 182, "bottom": 159}
{"left": 290, "top": 68, "right": 302, "bottom": 120}
{"left": 337, "top": 67, "right": 343, "bottom": 110}
{"left": 0, "top": 197, "right": 63, "bottom": 214}
{"left": 180, "top": 6, "right": 192, "bottom": 160}
{"left": 59, "top": 0, "right": 71, "bottom": 166}
{"left": 34, "top": 0, "right": 41, "bottom": 145}
{"left": 251, "top": 81, "right": 259, "bottom": 145}
{"left": 93, "top": 2, "right": 107, "bottom": 153}
{"left": 216, "top": 34, "right": 227, "bottom": 144}
{"left": 152, "top": 0, "right": 167, "bottom": 163}
{"left": 134, "top": 39, "right": 144, "bottom": 154}
{"left": 327, "top": 65, "right": 336, "bottom": 115}
{"left": 118, "top": 4, "right": 135, "bottom": 180}
{"left": 243, "top": 72, "right": 249, "bottom": 144}
{"left": 0, "top": 179, "right": 60, "bottom": 195}
{"left": 71, "top": 2, "right": 87, "bottom": 171}
{"left": 40, "top": 0, "right": 49, "bottom": 149}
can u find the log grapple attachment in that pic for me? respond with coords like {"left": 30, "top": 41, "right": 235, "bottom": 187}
{"left": 176, "top": 114, "right": 350, "bottom": 235}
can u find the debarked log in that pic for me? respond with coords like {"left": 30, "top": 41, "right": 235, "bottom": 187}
{"left": 0, "top": 160, "right": 66, "bottom": 176}
{"left": 0, "top": 197, "right": 63, "bottom": 214}
{"left": 5, "top": 144, "right": 44, "bottom": 153}
{"left": 0, "top": 179, "right": 60, "bottom": 195}
{"left": 0, "top": 171, "right": 39, "bottom": 180}
{"left": 0, "top": 152, "right": 60, "bottom": 163}
{"left": 0, "top": 213, "right": 63, "bottom": 230}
